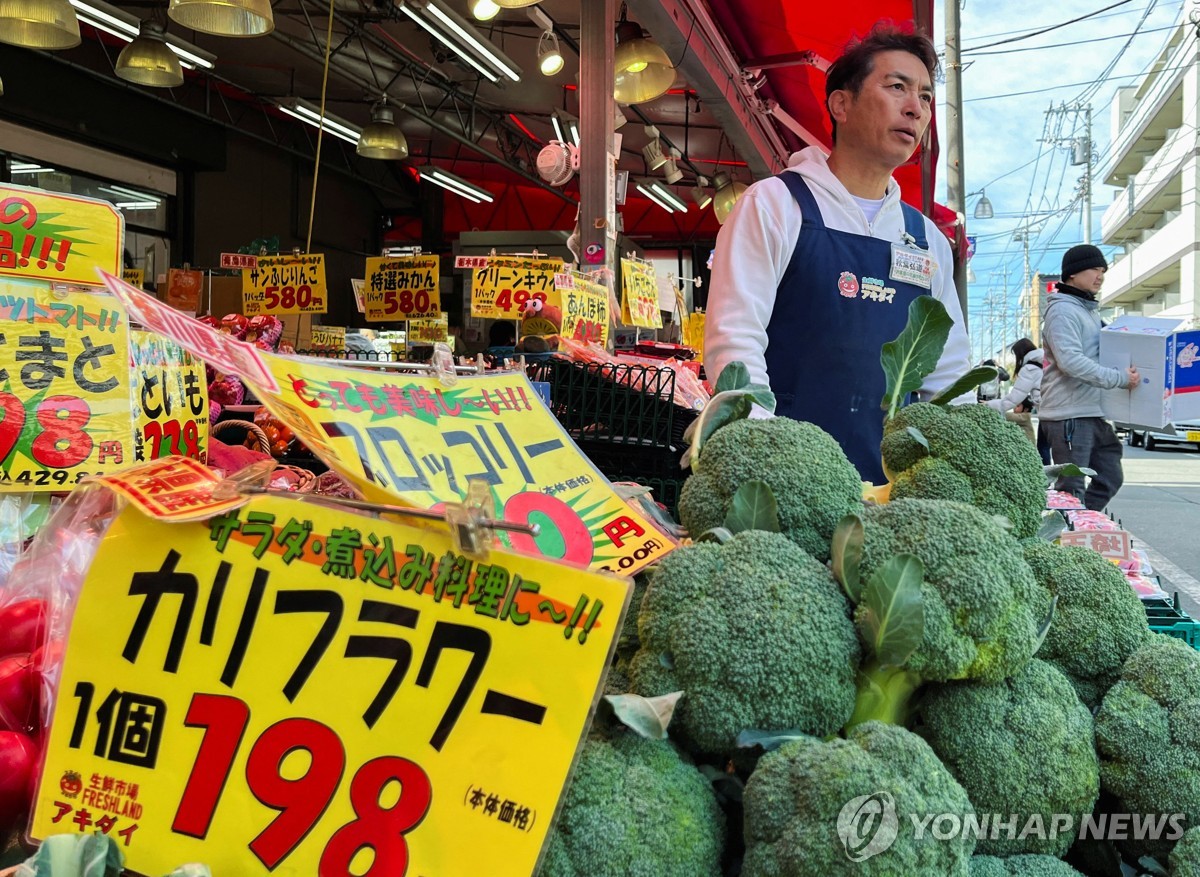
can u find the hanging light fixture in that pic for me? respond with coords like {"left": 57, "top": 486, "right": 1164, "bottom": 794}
{"left": 116, "top": 20, "right": 183, "bottom": 87}
{"left": 691, "top": 176, "right": 713, "bottom": 210}
{"left": 0, "top": 0, "right": 80, "bottom": 50}
{"left": 167, "top": 0, "right": 271, "bottom": 38}
{"left": 467, "top": 0, "right": 498, "bottom": 20}
{"left": 536, "top": 29, "right": 562, "bottom": 76}
{"left": 712, "top": 172, "right": 747, "bottom": 225}
{"left": 491, "top": 0, "right": 541, "bottom": 6}
{"left": 613, "top": 8, "right": 673, "bottom": 105}
{"left": 357, "top": 99, "right": 409, "bottom": 161}
{"left": 973, "top": 189, "right": 994, "bottom": 220}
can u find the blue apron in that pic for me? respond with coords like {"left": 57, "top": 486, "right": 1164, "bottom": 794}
{"left": 764, "top": 173, "right": 932, "bottom": 484}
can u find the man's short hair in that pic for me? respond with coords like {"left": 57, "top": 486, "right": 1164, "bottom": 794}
{"left": 824, "top": 24, "right": 939, "bottom": 143}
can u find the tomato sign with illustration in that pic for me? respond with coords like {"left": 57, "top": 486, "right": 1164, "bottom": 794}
{"left": 470, "top": 258, "right": 562, "bottom": 320}
{"left": 30, "top": 493, "right": 630, "bottom": 877}
{"left": 0, "top": 184, "right": 123, "bottom": 287}
{"left": 620, "top": 258, "right": 662, "bottom": 329}
{"left": 0, "top": 278, "right": 132, "bottom": 490}
{"left": 242, "top": 254, "right": 327, "bottom": 316}
{"left": 130, "top": 330, "right": 209, "bottom": 463}
{"left": 364, "top": 256, "right": 441, "bottom": 322}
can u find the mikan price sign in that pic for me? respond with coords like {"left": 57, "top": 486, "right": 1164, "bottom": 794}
{"left": 364, "top": 256, "right": 441, "bottom": 322}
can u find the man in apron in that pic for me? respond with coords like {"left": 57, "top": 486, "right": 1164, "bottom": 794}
{"left": 704, "top": 25, "right": 972, "bottom": 485}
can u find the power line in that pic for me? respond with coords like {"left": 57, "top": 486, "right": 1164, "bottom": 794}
{"left": 962, "top": 0, "right": 1136, "bottom": 52}
{"left": 965, "top": 22, "right": 1177, "bottom": 57}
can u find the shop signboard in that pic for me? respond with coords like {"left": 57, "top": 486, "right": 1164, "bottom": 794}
{"left": 364, "top": 255, "right": 441, "bottom": 322}
{"left": 130, "top": 330, "right": 209, "bottom": 463}
{"left": 409, "top": 312, "right": 449, "bottom": 344}
{"left": 0, "top": 183, "right": 123, "bottom": 287}
{"left": 470, "top": 258, "right": 562, "bottom": 320}
{"left": 309, "top": 325, "right": 346, "bottom": 352}
{"left": 556, "top": 273, "right": 609, "bottom": 346}
{"left": 0, "top": 277, "right": 132, "bottom": 490}
{"left": 121, "top": 269, "right": 144, "bottom": 289}
{"left": 620, "top": 258, "right": 662, "bottom": 329}
{"left": 242, "top": 254, "right": 327, "bottom": 316}
{"left": 1059, "top": 528, "right": 1133, "bottom": 562}
{"left": 102, "top": 271, "right": 678, "bottom": 576}
{"left": 220, "top": 252, "right": 258, "bottom": 270}
{"left": 30, "top": 489, "right": 630, "bottom": 877}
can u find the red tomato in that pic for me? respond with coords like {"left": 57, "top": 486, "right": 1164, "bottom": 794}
{"left": 0, "top": 600, "right": 47, "bottom": 658}
{"left": 0, "top": 654, "right": 37, "bottom": 733}
{"left": 30, "top": 639, "right": 64, "bottom": 675}
{"left": 0, "top": 731, "right": 35, "bottom": 825}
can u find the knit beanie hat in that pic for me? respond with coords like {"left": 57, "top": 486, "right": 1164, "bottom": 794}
{"left": 1061, "top": 244, "right": 1107, "bottom": 280}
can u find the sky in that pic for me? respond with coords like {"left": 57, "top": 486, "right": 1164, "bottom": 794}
{"left": 931, "top": 0, "right": 1187, "bottom": 360}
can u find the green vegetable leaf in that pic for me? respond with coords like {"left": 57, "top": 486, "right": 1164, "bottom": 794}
{"left": 745, "top": 382, "right": 777, "bottom": 411}
{"left": 1136, "top": 856, "right": 1170, "bottom": 876}
{"left": 697, "top": 526, "right": 733, "bottom": 544}
{"left": 698, "top": 764, "right": 745, "bottom": 804}
{"left": 831, "top": 513, "right": 865, "bottom": 601}
{"left": 1044, "top": 462, "right": 1096, "bottom": 484}
{"left": 603, "top": 691, "right": 683, "bottom": 739}
{"left": 929, "top": 365, "right": 998, "bottom": 405}
{"left": 20, "top": 834, "right": 124, "bottom": 876}
{"left": 680, "top": 391, "right": 755, "bottom": 471}
{"left": 734, "top": 728, "right": 814, "bottom": 752}
{"left": 860, "top": 554, "right": 925, "bottom": 666}
{"left": 905, "top": 426, "right": 929, "bottom": 452}
{"left": 715, "top": 361, "right": 751, "bottom": 392}
{"left": 1034, "top": 594, "right": 1059, "bottom": 655}
{"left": 1037, "top": 510, "right": 1067, "bottom": 542}
{"left": 724, "top": 480, "right": 780, "bottom": 534}
{"left": 880, "top": 296, "right": 953, "bottom": 420}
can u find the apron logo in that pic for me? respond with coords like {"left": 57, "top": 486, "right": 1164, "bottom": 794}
{"left": 861, "top": 276, "right": 897, "bottom": 304}
{"left": 837, "top": 271, "right": 859, "bottom": 298}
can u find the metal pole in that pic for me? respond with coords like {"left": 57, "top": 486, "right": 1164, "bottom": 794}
{"left": 945, "top": 0, "right": 969, "bottom": 321}
{"left": 579, "top": 0, "right": 617, "bottom": 347}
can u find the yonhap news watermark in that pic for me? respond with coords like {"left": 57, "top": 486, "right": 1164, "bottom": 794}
{"left": 837, "top": 792, "right": 1187, "bottom": 862}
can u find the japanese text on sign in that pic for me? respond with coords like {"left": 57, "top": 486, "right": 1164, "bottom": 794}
{"left": 561, "top": 277, "right": 610, "bottom": 346}
{"left": 121, "top": 269, "right": 144, "bottom": 289}
{"left": 0, "top": 184, "right": 123, "bottom": 286}
{"left": 130, "top": 330, "right": 209, "bottom": 463}
{"left": 94, "top": 456, "right": 244, "bottom": 522}
{"left": 620, "top": 259, "right": 662, "bottom": 329}
{"left": 365, "top": 255, "right": 441, "bottom": 322}
{"left": 1059, "top": 529, "right": 1133, "bottom": 561}
{"left": 409, "top": 313, "right": 449, "bottom": 344}
{"left": 220, "top": 253, "right": 258, "bottom": 270}
{"left": 242, "top": 254, "right": 327, "bottom": 316}
{"left": 310, "top": 325, "right": 345, "bottom": 351}
{"left": 31, "top": 494, "right": 630, "bottom": 877}
{"left": 0, "top": 278, "right": 132, "bottom": 491}
{"left": 471, "top": 258, "right": 562, "bottom": 320}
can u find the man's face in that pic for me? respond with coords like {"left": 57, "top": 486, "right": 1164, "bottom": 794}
{"left": 832, "top": 50, "right": 933, "bottom": 169}
{"left": 1071, "top": 266, "right": 1106, "bottom": 293}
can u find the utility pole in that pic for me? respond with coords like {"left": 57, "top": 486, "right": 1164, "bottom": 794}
{"left": 1083, "top": 104, "right": 1093, "bottom": 244}
{"left": 1044, "top": 102, "right": 1094, "bottom": 243}
{"left": 945, "top": 0, "right": 969, "bottom": 321}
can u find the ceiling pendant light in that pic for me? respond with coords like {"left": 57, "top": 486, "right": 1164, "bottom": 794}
{"left": 491, "top": 0, "right": 542, "bottom": 7}
{"left": 613, "top": 10, "right": 673, "bottom": 105}
{"left": 536, "top": 28, "right": 562, "bottom": 76}
{"left": 116, "top": 20, "right": 183, "bottom": 87}
{"left": 468, "top": 0, "right": 498, "bottom": 20}
{"left": 357, "top": 99, "right": 409, "bottom": 160}
{"left": 168, "top": 0, "right": 271, "bottom": 38}
{"left": 712, "top": 172, "right": 747, "bottom": 225}
{"left": 0, "top": 0, "right": 80, "bottom": 50}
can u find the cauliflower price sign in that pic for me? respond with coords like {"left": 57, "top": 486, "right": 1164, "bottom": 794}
{"left": 30, "top": 492, "right": 632, "bottom": 877}
{"left": 470, "top": 257, "right": 562, "bottom": 320}
{"left": 0, "top": 184, "right": 123, "bottom": 287}
{"left": 364, "top": 255, "right": 441, "bottom": 322}
{"left": 242, "top": 254, "right": 327, "bottom": 316}
{"left": 0, "top": 278, "right": 132, "bottom": 490}
{"left": 620, "top": 258, "right": 662, "bottom": 329}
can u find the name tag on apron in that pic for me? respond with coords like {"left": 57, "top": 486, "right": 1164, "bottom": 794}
{"left": 890, "top": 242, "right": 934, "bottom": 289}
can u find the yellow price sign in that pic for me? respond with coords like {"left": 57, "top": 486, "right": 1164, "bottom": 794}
{"left": 310, "top": 325, "right": 346, "bottom": 351}
{"left": 683, "top": 311, "right": 705, "bottom": 363}
{"left": 364, "top": 256, "right": 441, "bottom": 321}
{"left": 130, "top": 330, "right": 209, "bottom": 463}
{"left": 471, "top": 258, "right": 562, "bottom": 319}
{"left": 410, "top": 312, "right": 449, "bottom": 343}
{"left": 122, "top": 268, "right": 144, "bottom": 289}
{"left": 242, "top": 254, "right": 327, "bottom": 316}
{"left": 100, "top": 272, "right": 678, "bottom": 576}
{"left": 559, "top": 276, "right": 610, "bottom": 346}
{"left": 31, "top": 494, "right": 631, "bottom": 877}
{"left": 0, "top": 183, "right": 123, "bottom": 287}
{"left": 0, "top": 278, "right": 132, "bottom": 491}
{"left": 620, "top": 259, "right": 662, "bottom": 329}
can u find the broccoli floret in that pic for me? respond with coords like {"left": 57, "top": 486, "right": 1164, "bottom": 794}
{"left": 847, "top": 499, "right": 1050, "bottom": 728}
{"left": 969, "top": 855, "right": 1085, "bottom": 876}
{"left": 1095, "top": 635, "right": 1200, "bottom": 860}
{"left": 881, "top": 402, "right": 1047, "bottom": 539}
{"left": 678, "top": 417, "right": 863, "bottom": 560}
{"left": 1023, "top": 541, "right": 1153, "bottom": 708}
{"left": 742, "top": 721, "right": 975, "bottom": 876}
{"left": 537, "top": 730, "right": 725, "bottom": 877}
{"left": 1170, "top": 826, "right": 1200, "bottom": 876}
{"left": 627, "top": 530, "right": 861, "bottom": 756}
{"left": 917, "top": 659, "right": 1099, "bottom": 857}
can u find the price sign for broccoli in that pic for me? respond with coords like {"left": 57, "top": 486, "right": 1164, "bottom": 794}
{"left": 242, "top": 254, "right": 327, "bottom": 316}
{"left": 470, "top": 258, "right": 562, "bottom": 319}
{"left": 0, "top": 277, "right": 132, "bottom": 491}
{"left": 364, "top": 255, "right": 441, "bottom": 322}
{"left": 30, "top": 494, "right": 631, "bottom": 877}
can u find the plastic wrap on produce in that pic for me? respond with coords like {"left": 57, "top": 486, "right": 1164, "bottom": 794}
{"left": 0, "top": 496, "right": 58, "bottom": 589}
{"left": 1046, "top": 489, "right": 1085, "bottom": 510}
{"left": 1118, "top": 548, "right": 1153, "bottom": 576}
{"left": 1126, "top": 571, "right": 1169, "bottom": 600}
{"left": 1064, "top": 509, "right": 1119, "bottom": 530}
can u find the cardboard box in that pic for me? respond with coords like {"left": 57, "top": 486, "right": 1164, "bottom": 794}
{"left": 1100, "top": 315, "right": 1200, "bottom": 428}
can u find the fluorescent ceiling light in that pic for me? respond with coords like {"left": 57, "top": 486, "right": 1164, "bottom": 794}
{"left": 419, "top": 166, "right": 494, "bottom": 203}
{"left": 11, "top": 163, "right": 48, "bottom": 173}
{"left": 400, "top": 0, "right": 521, "bottom": 83}
{"left": 279, "top": 100, "right": 361, "bottom": 146}
{"left": 636, "top": 181, "right": 678, "bottom": 213}
{"left": 638, "top": 180, "right": 686, "bottom": 213}
{"left": 69, "top": 0, "right": 215, "bottom": 69}
{"left": 551, "top": 109, "right": 579, "bottom": 147}
{"left": 101, "top": 184, "right": 161, "bottom": 202}
{"left": 115, "top": 201, "right": 158, "bottom": 210}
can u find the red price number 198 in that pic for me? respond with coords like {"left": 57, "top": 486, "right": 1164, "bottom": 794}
{"left": 172, "top": 693, "right": 431, "bottom": 875}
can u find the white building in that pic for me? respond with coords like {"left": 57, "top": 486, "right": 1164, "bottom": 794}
{"left": 1099, "top": 15, "right": 1199, "bottom": 323}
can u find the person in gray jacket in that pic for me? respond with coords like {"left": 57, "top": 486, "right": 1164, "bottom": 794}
{"left": 1040, "top": 244, "right": 1139, "bottom": 510}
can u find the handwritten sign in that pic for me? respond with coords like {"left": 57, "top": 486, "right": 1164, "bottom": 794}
{"left": 121, "top": 268, "right": 144, "bottom": 289}
{"left": 130, "top": 329, "right": 209, "bottom": 463}
{"left": 30, "top": 493, "right": 630, "bottom": 877}
{"left": 1059, "top": 529, "right": 1133, "bottom": 561}
{"left": 310, "top": 324, "right": 346, "bottom": 351}
{"left": 409, "top": 312, "right": 449, "bottom": 344}
{"left": 242, "top": 254, "right": 327, "bottom": 316}
{"left": 561, "top": 276, "right": 610, "bottom": 346}
{"left": 0, "top": 183, "right": 122, "bottom": 286}
{"left": 471, "top": 258, "right": 562, "bottom": 320}
{"left": 0, "top": 278, "right": 131, "bottom": 490}
{"left": 620, "top": 258, "right": 662, "bottom": 329}
{"left": 364, "top": 255, "right": 440, "bottom": 322}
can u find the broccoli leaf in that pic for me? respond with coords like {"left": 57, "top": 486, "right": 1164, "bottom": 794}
{"left": 603, "top": 691, "right": 684, "bottom": 739}
{"left": 680, "top": 391, "right": 754, "bottom": 471}
{"left": 905, "top": 426, "right": 930, "bottom": 452}
{"left": 1037, "top": 510, "right": 1067, "bottom": 542}
{"left": 724, "top": 480, "right": 780, "bottom": 534}
{"left": 715, "top": 361, "right": 751, "bottom": 392}
{"left": 880, "top": 296, "right": 953, "bottom": 420}
{"left": 696, "top": 527, "right": 734, "bottom": 544}
{"left": 1033, "top": 594, "right": 1059, "bottom": 655}
{"left": 928, "top": 365, "right": 999, "bottom": 406}
{"left": 860, "top": 554, "right": 924, "bottom": 666}
{"left": 831, "top": 513, "right": 865, "bottom": 601}
{"left": 734, "top": 728, "right": 814, "bottom": 753}
{"left": 1045, "top": 462, "right": 1097, "bottom": 482}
